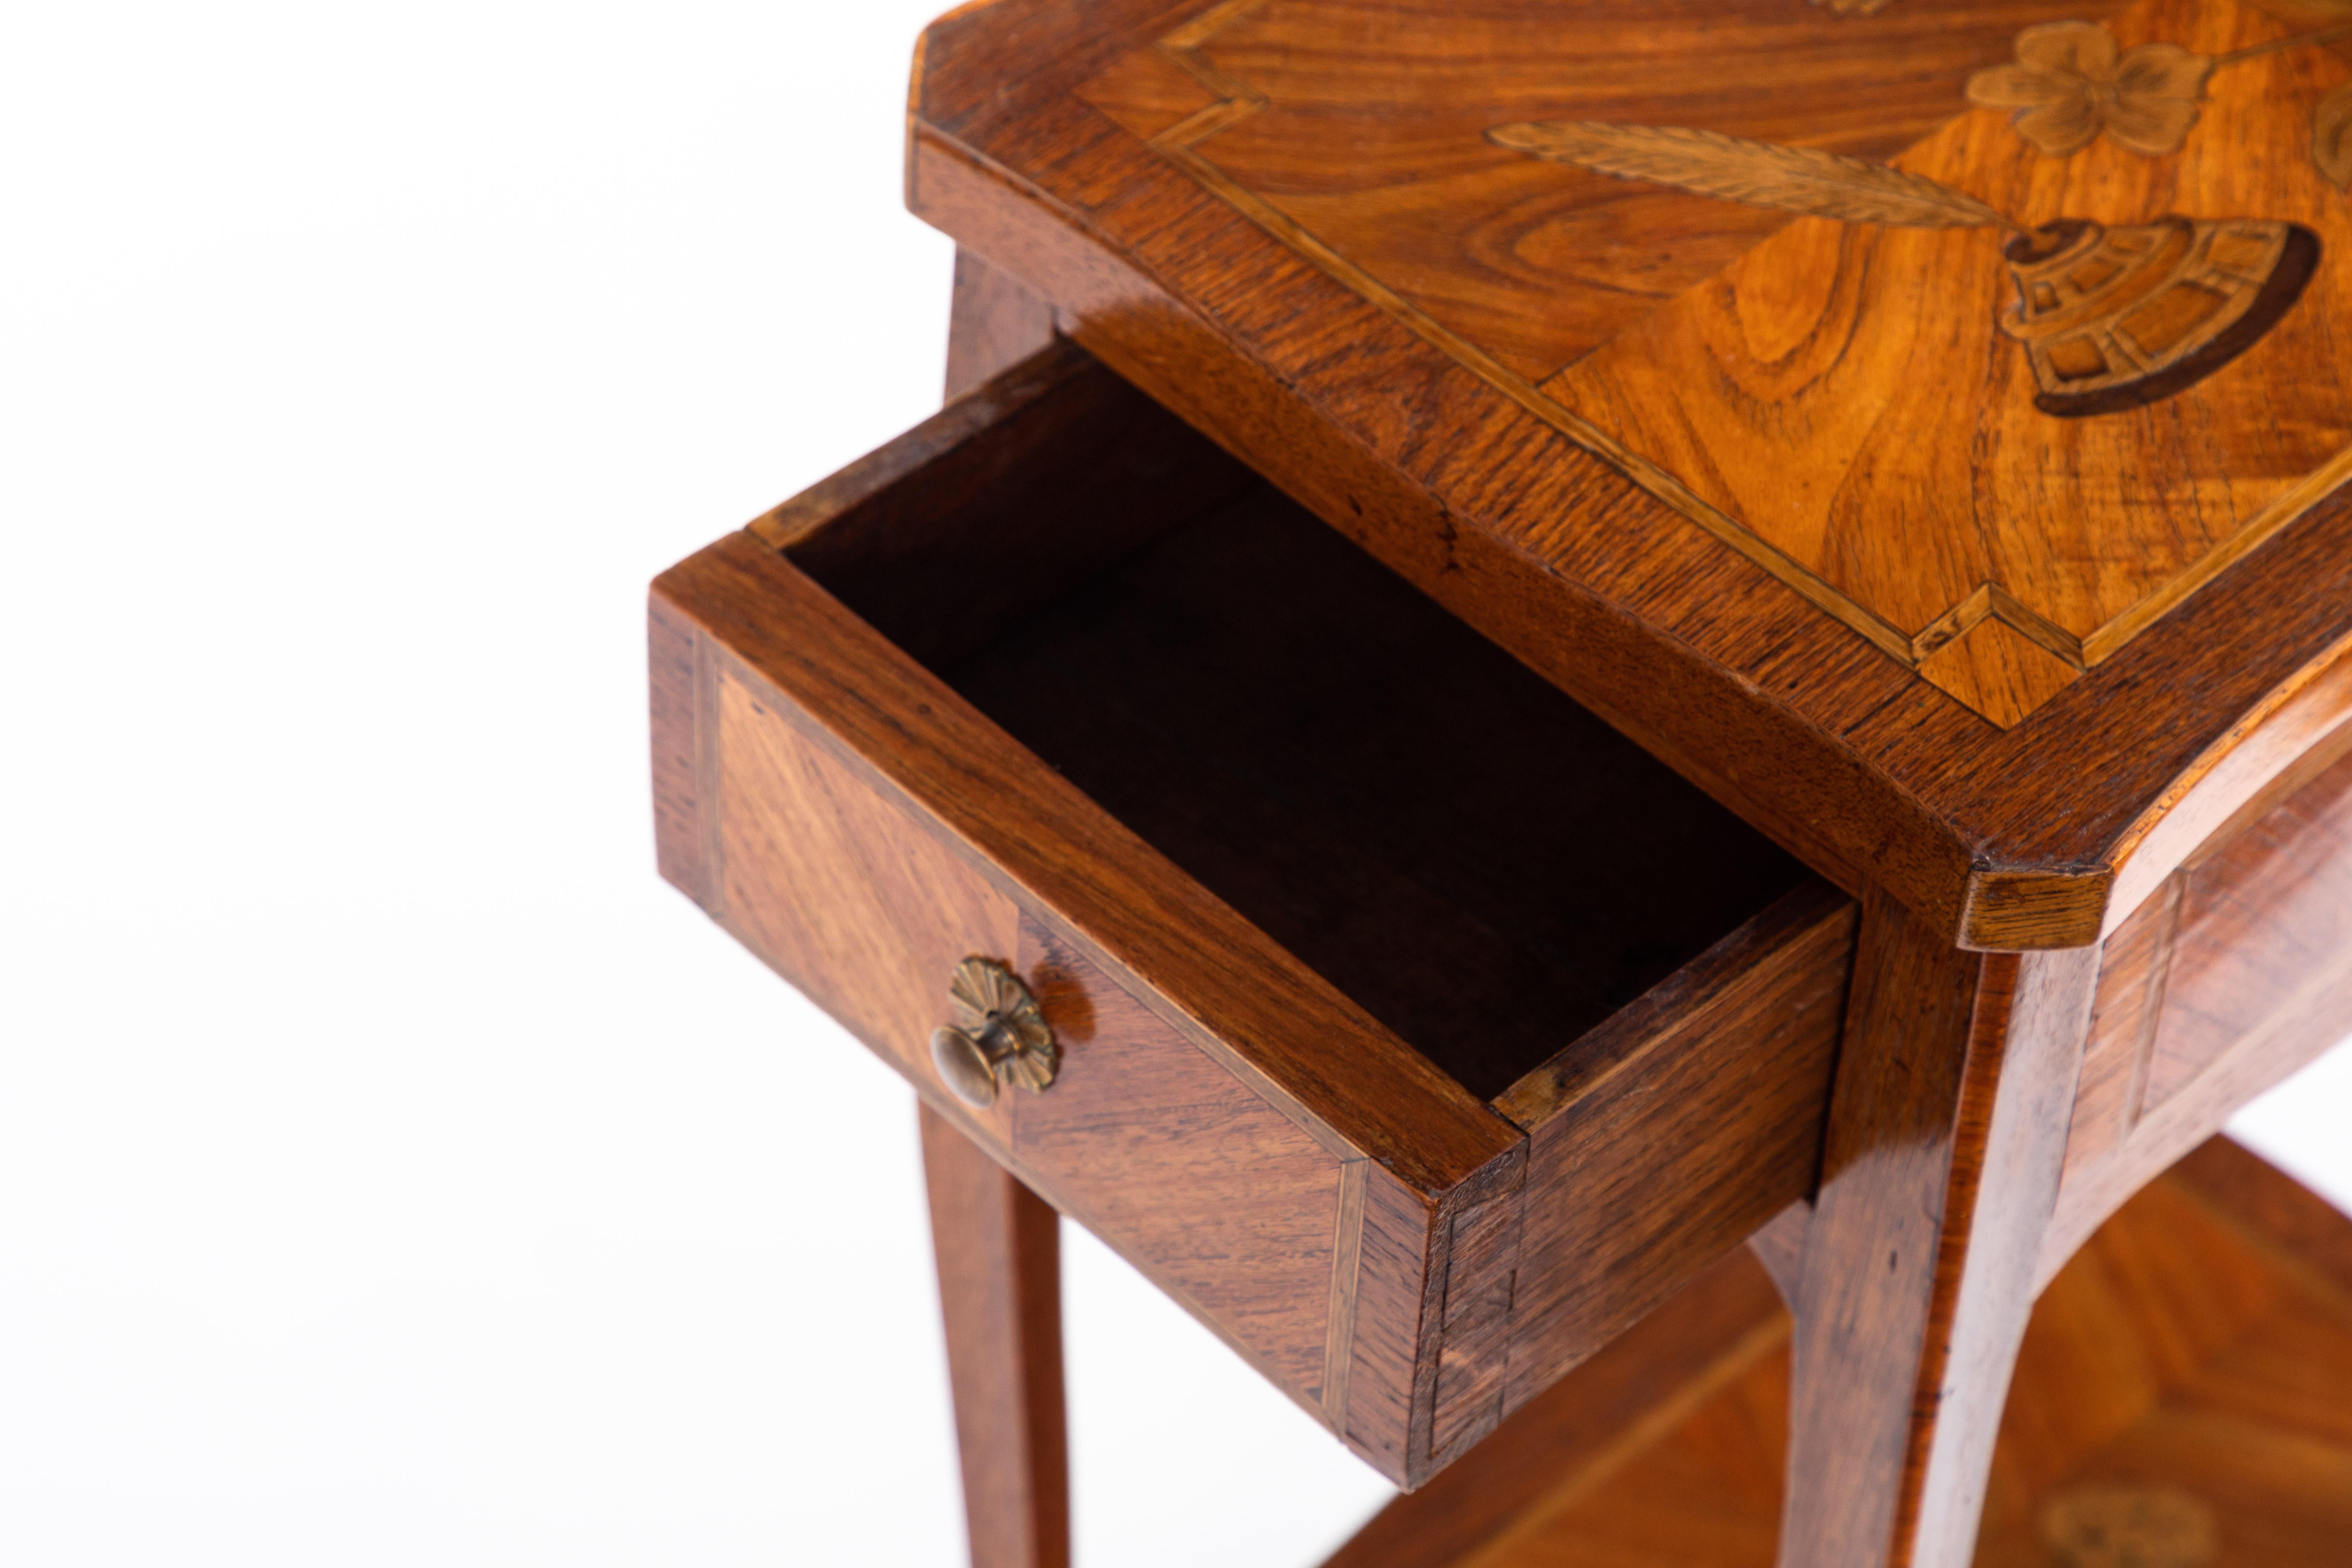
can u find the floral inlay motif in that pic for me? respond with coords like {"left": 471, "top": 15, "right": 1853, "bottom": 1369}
{"left": 1966, "top": 21, "right": 2215, "bottom": 156}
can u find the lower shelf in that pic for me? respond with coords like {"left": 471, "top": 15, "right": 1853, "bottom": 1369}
{"left": 1323, "top": 1138, "right": 2352, "bottom": 1568}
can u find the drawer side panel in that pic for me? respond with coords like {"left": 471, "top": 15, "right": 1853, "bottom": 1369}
{"left": 1345, "top": 1168, "right": 1444, "bottom": 1486}
{"left": 1428, "top": 1193, "right": 1523, "bottom": 1471}
{"left": 660, "top": 532, "right": 1518, "bottom": 1196}
{"left": 654, "top": 531, "right": 1528, "bottom": 1487}
{"left": 1494, "top": 887, "right": 1855, "bottom": 1419}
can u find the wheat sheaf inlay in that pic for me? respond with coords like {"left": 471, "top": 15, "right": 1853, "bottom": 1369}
{"left": 1129, "top": 0, "right": 2352, "bottom": 728}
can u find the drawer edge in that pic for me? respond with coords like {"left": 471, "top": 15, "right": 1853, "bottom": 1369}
{"left": 652, "top": 531, "right": 1523, "bottom": 1197}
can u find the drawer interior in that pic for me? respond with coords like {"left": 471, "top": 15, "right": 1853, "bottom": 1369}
{"left": 783, "top": 353, "right": 1811, "bottom": 1103}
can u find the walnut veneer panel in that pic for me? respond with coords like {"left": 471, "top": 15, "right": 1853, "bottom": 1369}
{"left": 1098, "top": 0, "right": 2097, "bottom": 384}
{"left": 1544, "top": 0, "right": 2352, "bottom": 711}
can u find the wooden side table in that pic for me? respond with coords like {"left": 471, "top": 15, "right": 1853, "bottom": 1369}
{"left": 649, "top": 3, "right": 2352, "bottom": 1563}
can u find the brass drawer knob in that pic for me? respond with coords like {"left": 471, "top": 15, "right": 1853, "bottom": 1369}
{"left": 929, "top": 957, "right": 1058, "bottom": 1108}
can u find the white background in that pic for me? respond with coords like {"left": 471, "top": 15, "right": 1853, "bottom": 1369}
{"left": 3, "top": 4, "right": 2348, "bottom": 1565}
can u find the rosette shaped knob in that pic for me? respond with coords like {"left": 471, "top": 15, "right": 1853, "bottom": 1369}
{"left": 927, "top": 957, "right": 1058, "bottom": 1109}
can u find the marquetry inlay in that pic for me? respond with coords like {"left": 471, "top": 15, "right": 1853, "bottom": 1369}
{"left": 1085, "top": 0, "right": 2352, "bottom": 726}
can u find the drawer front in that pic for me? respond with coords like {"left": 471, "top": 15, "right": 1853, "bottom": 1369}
{"left": 652, "top": 581, "right": 1460, "bottom": 1457}
{"left": 1012, "top": 919, "right": 1348, "bottom": 1401}
{"left": 710, "top": 652, "right": 1022, "bottom": 1134}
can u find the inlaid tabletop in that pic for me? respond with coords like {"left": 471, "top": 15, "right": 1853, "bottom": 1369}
{"left": 910, "top": 0, "right": 2352, "bottom": 948}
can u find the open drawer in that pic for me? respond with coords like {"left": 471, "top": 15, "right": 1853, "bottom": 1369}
{"left": 648, "top": 343, "right": 1857, "bottom": 1487}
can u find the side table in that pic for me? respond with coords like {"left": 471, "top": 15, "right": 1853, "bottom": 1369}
{"left": 650, "top": 4, "right": 2352, "bottom": 1563}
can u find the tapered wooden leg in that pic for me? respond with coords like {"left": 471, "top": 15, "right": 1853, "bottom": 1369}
{"left": 946, "top": 249, "right": 1057, "bottom": 400}
{"left": 923, "top": 247, "right": 1070, "bottom": 1567}
{"left": 1776, "top": 886, "right": 2099, "bottom": 1568}
{"left": 921, "top": 1102, "right": 1071, "bottom": 1568}
{"left": 923, "top": 248, "right": 1069, "bottom": 1568}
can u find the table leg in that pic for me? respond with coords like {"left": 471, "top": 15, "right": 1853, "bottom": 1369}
{"left": 920, "top": 1102, "right": 1072, "bottom": 1568}
{"left": 917, "top": 248, "right": 1070, "bottom": 1568}
{"left": 1776, "top": 886, "right": 2099, "bottom": 1568}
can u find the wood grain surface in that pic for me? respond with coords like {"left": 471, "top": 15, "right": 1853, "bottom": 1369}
{"left": 1108, "top": 0, "right": 2121, "bottom": 382}
{"left": 1782, "top": 887, "right": 2097, "bottom": 1568}
{"left": 648, "top": 593, "right": 707, "bottom": 904}
{"left": 708, "top": 651, "right": 1024, "bottom": 1132}
{"left": 649, "top": 551, "right": 1449, "bottom": 1477}
{"left": 1546, "top": 0, "right": 2352, "bottom": 723}
{"left": 1321, "top": 1244, "right": 1794, "bottom": 1568}
{"left": 1982, "top": 1145, "right": 2352, "bottom": 1567}
{"left": 946, "top": 248, "right": 1057, "bottom": 399}
{"left": 921, "top": 1104, "right": 1070, "bottom": 1568}
{"left": 1122, "top": 0, "right": 2352, "bottom": 726}
{"left": 1472, "top": 884, "right": 1856, "bottom": 1456}
{"left": 2043, "top": 736, "right": 2352, "bottom": 1278}
{"left": 1320, "top": 1138, "right": 2352, "bottom": 1568}
{"left": 910, "top": 0, "right": 2352, "bottom": 948}
{"left": 1009, "top": 916, "right": 1346, "bottom": 1398}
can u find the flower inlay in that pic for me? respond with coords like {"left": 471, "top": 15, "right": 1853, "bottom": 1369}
{"left": 1968, "top": 21, "right": 2215, "bottom": 155}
